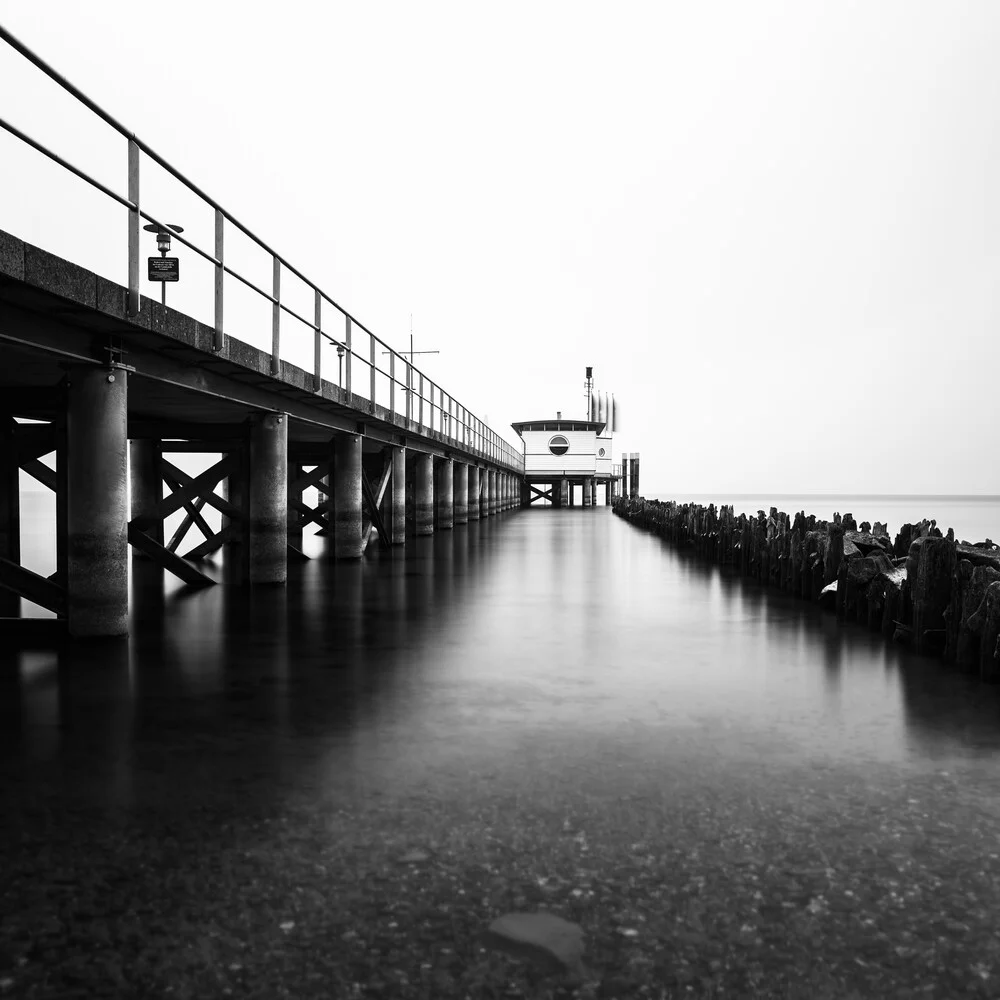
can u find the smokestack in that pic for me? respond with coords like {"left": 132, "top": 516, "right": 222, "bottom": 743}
{"left": 556, "top": 411, "right": 562, "bottom": 419}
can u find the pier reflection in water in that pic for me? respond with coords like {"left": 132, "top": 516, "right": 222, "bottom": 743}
{"left": 6, "top": 508, "right": 1000, "bottom": 810}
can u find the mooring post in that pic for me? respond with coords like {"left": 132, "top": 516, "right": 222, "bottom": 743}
{"left": 128, "top": 439, "right": 163, "bottom": 556}
{"left": 435, "top": 457, "right": 454, "bottom": 530}
{"left": 454, "top": 462, "right": 469, "bottom": 525}
{"left": 0, "top": 415, "right": 19, "bottom": 617}
{"left": 415, "top": 453, "right": 434, "bottom": 535}
{"left": 333, "top": 433, "right": 363, "bottom": 558}
{"left": 66, "top": 365, "right": 129, "bottom": 636}
{"left": 467, "top": 466, "right": 480, "bottom": 521}
{"left": 248, "top": 413, "right": 288, "bottom": 583}
{"left": 389, "top": 445, "right": 406, "bottom": 544}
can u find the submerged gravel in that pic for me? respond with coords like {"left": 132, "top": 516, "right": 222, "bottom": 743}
{"left": 4, "top": 734, "right": 1000, "bottom": 999}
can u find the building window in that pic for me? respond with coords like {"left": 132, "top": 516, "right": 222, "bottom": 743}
{"left": 598, "top": 447, "right": 606, "bottom": 457}
{"left": 548, "top": 435, "right": 569, "bottom": 456}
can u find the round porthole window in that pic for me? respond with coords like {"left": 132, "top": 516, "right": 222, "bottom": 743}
{"left": 548, "top": 435, "right": 569, "bottom": 456}
{"left": 598, "top": 447, "right": 606, "bottom": 458}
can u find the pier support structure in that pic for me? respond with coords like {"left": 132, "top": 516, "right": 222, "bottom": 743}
{"left": 0, "top": 415, "right": 18, "bottom": 617}
{"left": 415, "top": 454, "right": 434, "bottom": 535}
{"left": 67, "top": 365, "right": 129, "bottom": 637}
{"left": 129, "top": 439, "right": 163, "bottom": 554}
{"left": 435, "top": 458, "right": 454, "bottom": 530}
{"left": 248, "top": 413, "right": 288, "bottom": 583}
{"left": 582, "top": 476, "right": 592, "bottom": 508}
{"left": 467, "top": 466, "right": 480, "bottom": 521}
{"left": 334, "top": 433, "right": 363, "bottom": 559}
{"left": 389, "top": 446, "right": 406, "bottom": 544}
{"left": 454, "top": 462, "right": 468, "bottom": 525}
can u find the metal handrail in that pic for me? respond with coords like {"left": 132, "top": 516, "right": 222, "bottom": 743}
{"left": 0, "top": 24, "right": 524, "bottom": 473}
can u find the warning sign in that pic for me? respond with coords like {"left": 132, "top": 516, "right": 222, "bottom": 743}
{"left": 148, "top": 257, "right": 179, "bottom": 282}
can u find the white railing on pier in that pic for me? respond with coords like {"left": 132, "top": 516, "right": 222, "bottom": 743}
{"left": 0, "top": 25, "right": 523, "bottom": 474}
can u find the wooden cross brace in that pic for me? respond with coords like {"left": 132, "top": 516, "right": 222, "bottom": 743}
{"left": 361, "top": 451, "right": 393, "bottom": 553}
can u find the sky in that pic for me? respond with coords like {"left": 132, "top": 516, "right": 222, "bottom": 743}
{"left": 1, "top": 2, "right": 998, "bottom": 496}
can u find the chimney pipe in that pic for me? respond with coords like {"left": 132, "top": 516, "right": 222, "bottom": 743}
{"left": 556, "top": 411, "right": 562, "bottom": 420}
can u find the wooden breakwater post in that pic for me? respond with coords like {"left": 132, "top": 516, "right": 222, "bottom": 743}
{"left": 612, "top": 496, "right": 1000, "bottom": 682}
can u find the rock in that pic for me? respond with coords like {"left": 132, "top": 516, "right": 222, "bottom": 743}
{"left": 396, "top": 848, "right": 432, "bottom": 864}
{"left": 483, "top": 911, "right": 586, "bottom": 981}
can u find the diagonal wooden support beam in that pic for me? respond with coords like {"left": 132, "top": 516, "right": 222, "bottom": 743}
{"left": 165, "top": 494, "right": 209, "bottom": 553}
{"left": 162, "top": 472, "right": 215, "bottom": 549}
{"left": 288, "top": 462, "right": 332, "bottom": 496}
{"left": 182, "top": 523, "right": 237, "bottom": 561}
{"left": 131, "top": 454, "right": 237, "bottom": 529}
{"left": 151, "top": 456, "right": 243, "bottom": 524}
{"left": 0, "top": 556, "right": 66, "bottom": 614}
{"left": 15, "top": 424, "right": 58, "bottom": 463}
{"left": 21, "top": 457, "right": 56, "bottom": 492}
{"left": 127, "top": 524, "right": 216, "bottom": 587}
{"left": 361, "top": 457, "right": 392, "bottom": 553}
{"left": 289, "top": 497, "right": 330, "bottom": 530}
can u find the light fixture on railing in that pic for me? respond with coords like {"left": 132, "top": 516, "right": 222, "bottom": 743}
{"left": 143, "top": 222, "right": 183, "bottom": 307}
{"left": 336, "top": 343, "right": 345, "bottom": 387}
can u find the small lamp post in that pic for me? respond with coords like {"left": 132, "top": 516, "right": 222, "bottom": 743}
{"left": 336, "top": 343, "right": 345, "bottom": 388}
{"left": 143, "top": 222, "right": 184, "bottom": 306}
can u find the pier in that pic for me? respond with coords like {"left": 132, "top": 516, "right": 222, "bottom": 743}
{"left": 0, "top": 28, "right": 528, "bottom": 638}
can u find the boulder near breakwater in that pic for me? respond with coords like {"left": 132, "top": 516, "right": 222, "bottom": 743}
{"left": 613, "top": 496, "right": 1000, "bottom": 682}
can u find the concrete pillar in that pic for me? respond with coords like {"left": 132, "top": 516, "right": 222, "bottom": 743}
{"left": 248, "top": 413, "right": 287, "bottom": 583}
{"left": 487, "top": 470, "right": 496, "bottom": 516}
{"left": 287, "top": 460, "right": 302, "bottom": 549}
{"left": 454, "top": 462, "right": 469, "bottom": 524}
{"left": 582, "top": 477, "right": 592, "bottom": 507}
{"left": 591, "top": 480, "right": 597, "bottom": 506}
{"left": 467, "top": 466, "right": 480, "bottom": 521}
{"left": 67, "top": 365, "right": 128, "bottom": 636}
{"left": 129, "top": 439, "right": 162, "bottom": 555}
{"left": 559, "top": 478, "right": 568, "bottom": 508}
{"left": 435, "top": 458, "right": 454, "bottom": 530}
{"left": 606, "top": 480, "right": 613, "bottom": 505}
{"left": 389, "top": 445, "right": 405, "bottom": 544}
{"left": 333, "top": 433, "right": 363, "bottom": 558}
{"left": 0, "top": 415, "right": 19, "bottom": 616}
{"left": 415, "top": 453, "right": 434, "bottom": 535}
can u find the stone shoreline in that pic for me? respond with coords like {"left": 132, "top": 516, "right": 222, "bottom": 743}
{"left": 612, "top": 497, "right": 1000, "bottom": 681}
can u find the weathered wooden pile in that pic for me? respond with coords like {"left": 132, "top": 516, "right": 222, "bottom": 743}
{"left": 612, "top": 497, "right": 1000, "bottom": 682}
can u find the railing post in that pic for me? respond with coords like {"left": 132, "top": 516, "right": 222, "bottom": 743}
{"left": 271, "top": 256, "right": 280, "bottom": 376}
{"left": 214, "top": 209, "right": 225, "bottom": 351}
{"left": 345, "top": 316, "right": 353, "bottom": 398}
{"left": 369, "top": 336, "right": 376, "bottom": 413}
{"left": 313, "top": 288, "right": 322, "bottom": 391}
{"left": 405, "top": 360, "right": 412, "bottom": 422}
{"left": 126, "top": 139, "right": 139, "bottom": 316}
{"left": 389, "top": 351, "right": 396, "bottom": 416}
{"left": 419, "top": 374, "right": 424, "bottom": 427}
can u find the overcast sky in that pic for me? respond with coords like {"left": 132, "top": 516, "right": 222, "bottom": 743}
{"left": 2, "top": 2, "right": 998, "bottom": 495}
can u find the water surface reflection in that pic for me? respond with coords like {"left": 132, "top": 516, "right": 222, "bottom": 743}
{"left": 4, "top": 509, "right": 1000, "bottom": 815}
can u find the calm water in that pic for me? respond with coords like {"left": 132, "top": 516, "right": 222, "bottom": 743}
{"left": 5, "top": 505, "right": 1000, "bottom": 805}
{"left": 651, "top": 494, "right": 1000, "bottom": 546}
{"left": 8, "top": 505, "right": 1000, "bottom": 997}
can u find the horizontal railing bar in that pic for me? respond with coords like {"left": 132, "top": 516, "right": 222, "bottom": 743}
{"left": 0, "top": 116, "right": 133, "bottom": 209}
